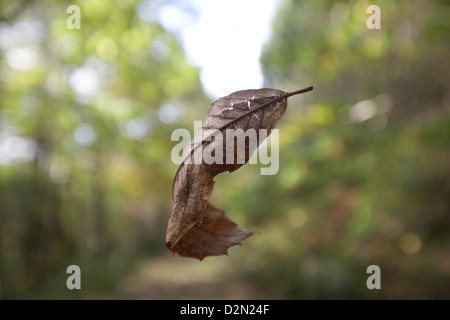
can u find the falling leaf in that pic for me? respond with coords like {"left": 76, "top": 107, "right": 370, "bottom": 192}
{"left": 166, "top": 86, "right": 313, "bottom": 259}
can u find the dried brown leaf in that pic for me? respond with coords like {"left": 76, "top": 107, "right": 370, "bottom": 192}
{"left": 166, "top": 86, "right": 313, "bottom": 259}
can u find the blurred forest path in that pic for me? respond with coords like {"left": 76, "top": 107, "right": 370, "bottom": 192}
{"left": 92, "top": 252, "right": 274, "bottom": 300}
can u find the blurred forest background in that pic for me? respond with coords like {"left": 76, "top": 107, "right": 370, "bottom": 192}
{"left": 0, "top": 0, "right": 449, "bottom": 299}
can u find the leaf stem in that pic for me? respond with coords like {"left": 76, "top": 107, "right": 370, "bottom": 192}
{"left": 284, "top": 86, "right": 314, "bottom": 98}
